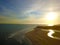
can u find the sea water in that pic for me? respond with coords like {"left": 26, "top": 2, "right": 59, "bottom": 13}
{"left": 0, "top": 24, "right": 37, "bottom": 45}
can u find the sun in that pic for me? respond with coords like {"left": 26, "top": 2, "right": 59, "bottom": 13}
{"left": 45, "top": 12, "right": 57, "bottom": 25}
{"left": 46, "top": 12, "right": 57, "bottom": 21}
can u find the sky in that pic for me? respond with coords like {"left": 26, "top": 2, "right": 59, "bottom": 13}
{"left": 0, "top": 0, "right": 60, "bottom": 24}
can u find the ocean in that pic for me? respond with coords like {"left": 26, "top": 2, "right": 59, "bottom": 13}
{"left": 0, "top": 24, "right": 37, "bottom": 45}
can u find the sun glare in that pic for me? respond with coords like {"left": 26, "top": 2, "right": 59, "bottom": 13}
{"left": 46, "top": 12, "right": 57, "bottom": 21}
{"left": 45, "top": 12, "right": 58, "bottom": 25}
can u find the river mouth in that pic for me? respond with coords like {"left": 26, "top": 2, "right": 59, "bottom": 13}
{"left": 41, "top": 29, "right": 60, "bottom": 40}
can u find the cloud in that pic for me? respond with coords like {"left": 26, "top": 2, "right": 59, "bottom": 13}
{"left": 0, "top": 0, "right": 60, "bottom": 24}
{"left": 0, "top": 15, "right": 46, "bottom": 24}
{"left": 0, "top": 14, "right": 60, "bottom": 24}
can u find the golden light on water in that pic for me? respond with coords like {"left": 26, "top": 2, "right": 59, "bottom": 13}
{"left": 47, "top": 29, "right": 55, "bottom": 38}
{"left": 48, "top": 24, "right": 54, "bottom": 26}
{"left": 47, "top": 29, "right": 60, "bottom": 40}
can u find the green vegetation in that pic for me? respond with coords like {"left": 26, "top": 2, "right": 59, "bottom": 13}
{"left": 35, "top": 25, "right": 60, "bottom": 30}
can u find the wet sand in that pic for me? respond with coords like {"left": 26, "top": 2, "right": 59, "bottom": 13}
{"left": 25, "top": 28, "right": 60, "bottom": 45}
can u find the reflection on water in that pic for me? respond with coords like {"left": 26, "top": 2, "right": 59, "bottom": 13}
{"left": 48, "top": 24, "right": 54, "bottom": 26}
{"left": 47, "top": 29, "right": 60, "bottom": 40}
{"left": 48, "top": 29, "right": 55, "bottom": 38}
